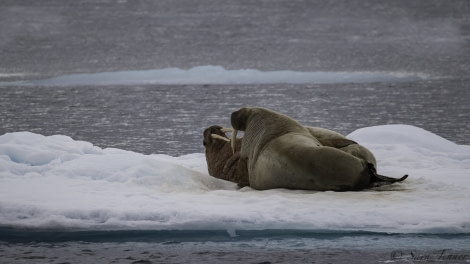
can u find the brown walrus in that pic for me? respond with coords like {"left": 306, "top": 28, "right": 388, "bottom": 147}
{"left": 227, "top": 107, "right": 407, "bottom": 191}
{"left": 204, "top": 121, "right": 403, "bottom": 189}
{"left": 203, "top": 125, "right": 248, "bottom": 187}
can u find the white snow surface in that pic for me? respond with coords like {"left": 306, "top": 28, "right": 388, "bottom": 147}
{"left": 1, "top": 125, "right": 469, "bottom": 233}
{"left": 1, "top": 66, "right": 426, "bottom": 86}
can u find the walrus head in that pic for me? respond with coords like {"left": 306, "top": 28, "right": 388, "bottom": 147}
{"left": 230, "top": 107, "right": 253, "bottom": 153}
{"left": 231, "top": 107, "right": 251, "bottom": 131}
{"left": 203, "top": 125, "right": 247, "bottom": 186}
{"left": 203, "top": 125, "right": 232, "bottom": 178}
{"left": 203, "top": 125, "right": 233, "bottom": 147}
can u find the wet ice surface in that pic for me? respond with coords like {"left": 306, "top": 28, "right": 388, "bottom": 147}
{"left": 1, "top": 78, "right": 469, "bottom": 156}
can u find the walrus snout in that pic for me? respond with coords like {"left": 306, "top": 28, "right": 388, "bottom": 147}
{"left": 203, "top": 126, "right": 234, "bottom": 147}
{"left": 203, "top": 125, "right": 223, "bottom": 146}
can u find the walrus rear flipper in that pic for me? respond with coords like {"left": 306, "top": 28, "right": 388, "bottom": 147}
{"left": 368, "top": 163, "right": 408, "bottom": 187}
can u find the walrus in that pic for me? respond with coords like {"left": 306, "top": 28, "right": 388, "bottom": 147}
{"left": 204, "top": 124, "right": 396, "bottom": 188}
{"left": 230, "top": 107, "right": 407, "bottom": 191}
{"left": 203, "top": 125, "right": 248, "bottom": 187}
{"left": 205, "top": 125, "right": 362, "bottom": 183}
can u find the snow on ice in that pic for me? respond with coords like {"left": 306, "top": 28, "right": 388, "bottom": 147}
{"left": 0, "top": 125, "right": 469, "bottom": 233}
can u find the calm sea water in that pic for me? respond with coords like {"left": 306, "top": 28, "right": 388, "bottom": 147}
{"left": 1, "top": 79, "right": 469, "bottom": 156}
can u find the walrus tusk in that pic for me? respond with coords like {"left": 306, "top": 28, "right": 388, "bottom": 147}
{"left": 231, "top": 129, "right": 238, "bottom": 154}
{"left": 220, "top": 127, "right": 234, "bottom": 133}
{"left": 211, "top": 134, "right": 231, "bottom": 142}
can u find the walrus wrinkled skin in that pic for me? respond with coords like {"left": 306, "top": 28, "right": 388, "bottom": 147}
{"left": 230, "top": 107, "right": 407, "bottom": 191}
{"left": 203, "top": 125, "right": 249, "bottom": 187}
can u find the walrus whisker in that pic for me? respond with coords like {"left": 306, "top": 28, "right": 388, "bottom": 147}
{"left": 220, "top": 127, "right": 234, "bottom": 133}
{"left": 211, "top": 134, "right": 231, "bottom": 142}
{"left": 231, "top": 129, "right": 238, "bottom": 154}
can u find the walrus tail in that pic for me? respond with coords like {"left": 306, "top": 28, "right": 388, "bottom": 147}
{"left": 368, "top": 163, "right": 408, "bottom": 187}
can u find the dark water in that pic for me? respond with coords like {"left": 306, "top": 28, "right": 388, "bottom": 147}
{"left": 1, "top": 0, "right": 470, "bottom": 262}
{"left": 1, "top": 78, "right": 469, "bottom": 156}
{"left": 0, "top": 241, "right": 414, "bottom": 264}
{"left": 1, "top": 0, "right": 469, "bottom": 78}
{"left": 1, "top": 241, "right": 469, "bottom": 264}
{"left": 1, "top": 230, "right": 470, "bottom": 264}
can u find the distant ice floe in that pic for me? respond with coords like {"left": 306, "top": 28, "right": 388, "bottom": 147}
{"left": 1, "top": 125, "right": 469, "bottom": 233}
{"left": 0, "top": 66, "right": 428, "bottom": 86}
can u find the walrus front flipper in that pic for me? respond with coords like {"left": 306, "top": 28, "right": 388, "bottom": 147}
{"left": 368, "top": 163, "right": 408, "bottom": 187}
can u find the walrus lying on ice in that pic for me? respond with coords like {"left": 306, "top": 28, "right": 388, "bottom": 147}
{"left": 203, "top": 125, "right": 249, "bottom": 187}
{"left": 203, "top": 107, "right": 407, "bottom": 191}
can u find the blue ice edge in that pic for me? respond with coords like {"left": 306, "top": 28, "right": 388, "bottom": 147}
{"left": 1, "top": 228, "right": 469, "bottom": 244}
{"left": 0, "top": 66, "right": 429, "bottom": 86}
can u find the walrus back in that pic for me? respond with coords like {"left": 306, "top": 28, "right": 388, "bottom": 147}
{"left": 306, "top": 126, "right": 378, "bottom": 168}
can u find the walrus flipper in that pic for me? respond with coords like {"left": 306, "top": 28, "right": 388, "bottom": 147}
{"left": 374, "top": 173, "right": 408, "bottom": 183}
{"left": 368, "top": 163, "right": 408, "bottom": 187}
